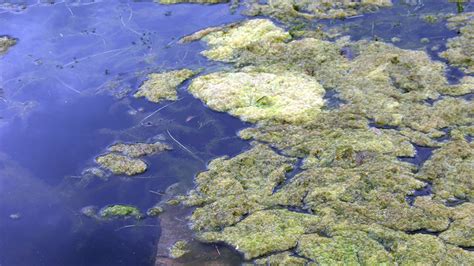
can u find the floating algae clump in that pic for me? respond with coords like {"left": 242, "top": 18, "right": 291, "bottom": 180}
{"left": 185, "top": 143, "right": 296, "bottom": 231}
{"left": 440, "top": 12, "right": 474, "bottom": 74}
{"left": 96, "top": 153, "right": 147, "bottom": 176}
{"left": 189, "top": 70, "right": 325, "bottom": 124}
{"left": 253, "top": 251, "right": 308, "bottom": 265}
{"left": 199, "top": 19, "right": 291, "bottom": 62}
{"left": 183, "top": 18, "right": 474, "bottom": 263}
{"left": 418, "top": 139, "right": 474, "bottom": 202}
{"left": 0, "top": 36, "right": 16, "bottom": 55}
{"left": 108, "top": 141, "right": 171, "bottom": 158}
{"left": 100, "top": 205, "right": 141, "bottom": 219}
{"left": 244, "top": 0, "right": 392, "bottom": 21}
{"left": 199, "top": 209, "right": 321, "bottom": 259}
{"left": 169, "top": 240, "right": 189, "bottom": 259}
{"left": 134, "top": 69, "right": 195, "bottom": 103}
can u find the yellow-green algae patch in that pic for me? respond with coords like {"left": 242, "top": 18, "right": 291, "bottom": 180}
{"left": 183, "top": 19, "right": 474, "bottom": 263}
{"left": 0, "top": 36, "right": 16, "bottom": 55}
{"left": 244, "top": 0, "right": 392, "bottom": 21}
{"left": 200, "top": 19, "right": 291, "bottom": 62}
{"left": 134, "top": 69, "right": 195, "bottom": 103}
{"left": 169, "top": 240, "right": 189, "bottom": 259}
{"left": 418, "top": 138, "right": 474, "bottom": 202}
{"left": 96, "top": 153, "right": 147, "bottom": 176}
{"left": 199, "top": 209, "right": 321, "bottom": 260}
{"left": 185, "top": 143, "right": 296, "bottom": 231}
{"left": 189, "top": 70, "right": 325, "bottom": 124}
{"left": 253, "top": 251, "right": 308, "bottom": 265}
{"left": 108, "top": 141, "right": 171, "bottom": 158}
{"left": 440, "top": 12, "right": 474, "bottom": 74}
{"left": 100, "top": 205, "right": 141, "bottom": 219}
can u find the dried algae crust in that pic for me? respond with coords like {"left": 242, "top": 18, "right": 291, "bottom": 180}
{"left": 134, "top": 69, "right": 195, "bottom": 103}
{"left": 181, "top": 18, "right": 474, "bottom": 263}
{"left": 440, "top": 12, "right": 474, "bottom": 74}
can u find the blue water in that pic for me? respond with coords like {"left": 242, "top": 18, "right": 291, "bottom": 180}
{"left": 0, "top": 0, "right": 473, "bottom": 265}
{"left": 0, "top": 1, "right": 247, "bottom": 265}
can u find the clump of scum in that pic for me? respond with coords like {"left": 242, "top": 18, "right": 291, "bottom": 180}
{"left": 177, "top": 18, "right": 473, "bottom": 264}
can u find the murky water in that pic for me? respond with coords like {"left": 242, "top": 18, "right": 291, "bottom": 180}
{"left": 0, "top": 0, "right": 473, "bottom": 265}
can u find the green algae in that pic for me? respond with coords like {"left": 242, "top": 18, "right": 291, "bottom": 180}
{"left": 180, "top": 18, "right": 474, "bottom": 264}
{"left": 189, "top": 70, "right": 325, "bottom": 124}
{"left": 169, "top": 240, "right": 189, "bottom": 258}
{"left": 96, "top": 153, "right": 147, "bottom": 176}
{"left": 418, "top": 139, "right": 474, "bottom": 202}
{"left": 253, "top": 251, "right": 308, "bottom": 265}
{"left": 134, "top": 69, "right": 195, "bottom": 103}
{"left": 0, "top": 36, "right": 16, "bottom": 55}
{"left": 199, "top": 19, "right": 291, "bottom": 62}
{"left": 146, "top": 205, "right": 164, "bottom": 217}
{"left": 108, "top": 141, "right": 171, "bottom": 158}
{"left": 100, "top": 205, "right": 141, "bottom": 219}
{"left": 199, "top": 209, "right": 321, "bottom": 260}
{"left": 244, "top": 0, "right": 392, "bottom": 22}
{"left": 440, "top": 12, "right": 474, "bottom": 74}
{"left": 185, "top": 143, "right": 295, "bottom": 231}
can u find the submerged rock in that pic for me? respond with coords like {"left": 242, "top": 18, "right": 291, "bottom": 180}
{"left": 96, "top": 153, "right": 147, "bottom": 176}
{"left": 440, "top": 12, "right": 474, "bottom": 74}
{"left": 108, "top": 141, "right": 172, "bottom": 158}
{"left": 0, "top": 36, "right": 16, "bottom": 55}
{"left": 134, "top": 69, "right": 195, "bottom": 103}
{"left": 100, "top": 205, "right": 142, "bottom": 219}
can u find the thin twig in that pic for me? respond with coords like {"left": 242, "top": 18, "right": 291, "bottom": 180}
{"left": 149, "top": 190, "right": 165, "bottom": 196}
{"left": 167, "top": 129, "right": 204, "bottom": 163}
{"left": 139, "top": 99, "right": 181, "bottom": 125}
{"left": 115, "top": 224, "right": 159, "bottom": 231}
{"left": 215, "top": 245, "right": 221, "bottom": 256}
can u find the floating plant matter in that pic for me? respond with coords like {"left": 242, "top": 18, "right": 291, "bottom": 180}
{"left": 134, "top": 69, "right": 196, "bottom": 103}
{"left": 180, "top": 18, "right": 474, "bottom": 263}
{"left": 0, "top": 36, "right": 16, "bottom": 55}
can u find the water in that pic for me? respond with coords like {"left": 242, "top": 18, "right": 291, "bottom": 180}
{"left": 0, "top": 1, "right": 247, "bottom": 265}
{"left": 0, "top": 0, "right": 473, "bottom": 265}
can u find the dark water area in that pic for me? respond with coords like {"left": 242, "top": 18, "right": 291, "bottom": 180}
{"left": 0, "top": 1, "right": 473, "bottom": 266}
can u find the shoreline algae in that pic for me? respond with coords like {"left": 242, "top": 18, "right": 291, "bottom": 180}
{"left": 179, "top": 18, "right": 474, "bottom": 263}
